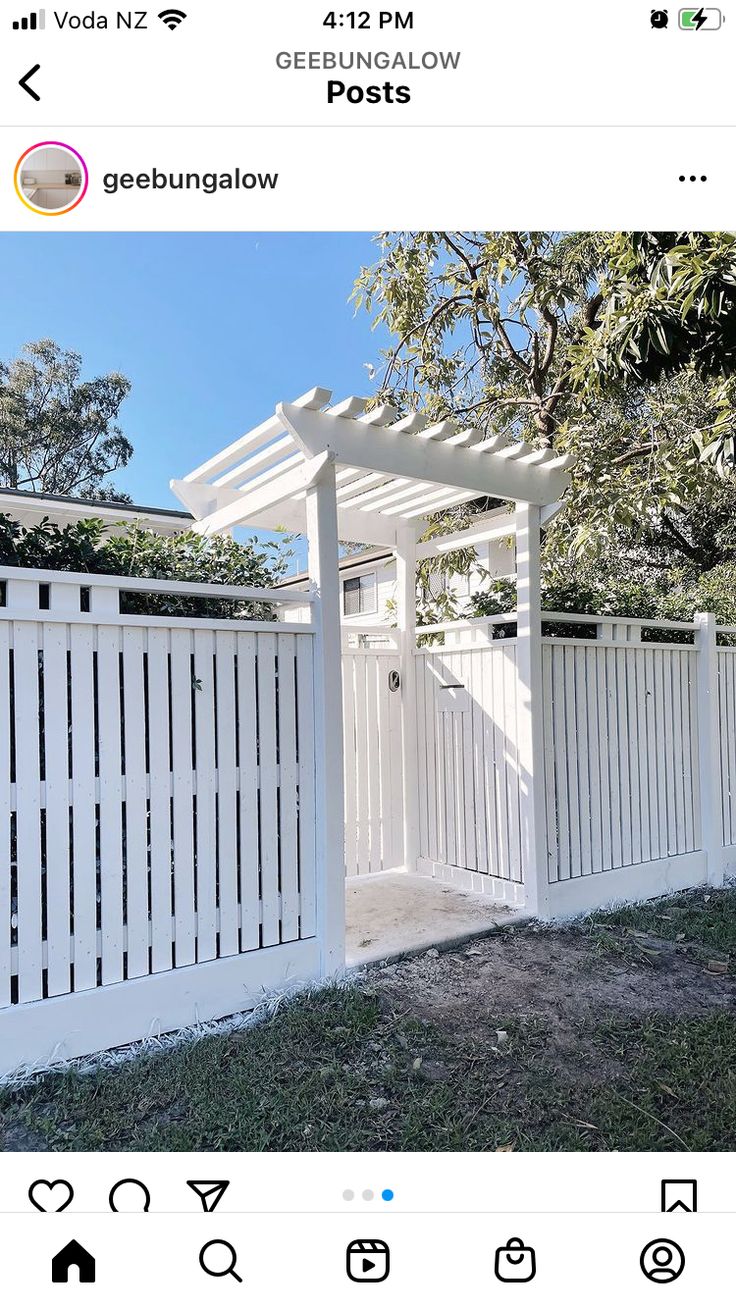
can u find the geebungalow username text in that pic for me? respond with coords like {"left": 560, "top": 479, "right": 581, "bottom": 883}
{"left": 102, "top": 169, "right": 280, "bottom": 195}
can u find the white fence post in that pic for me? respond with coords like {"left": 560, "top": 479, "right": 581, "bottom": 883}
{"left": 695, "top": 611, "right": 724, "bottom": 886}
{"left": 396, "top": 526, "right": 419, "bottom": 874}
{"left": 306, "top": 457, "right": 346, "bottom": 974}
{"left": 515, "top": 501, "right": 550, "bottom": 919}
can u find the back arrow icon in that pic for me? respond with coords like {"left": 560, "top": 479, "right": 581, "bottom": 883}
{"left": 19, "top": 64, "right": 41, "bottom": 101}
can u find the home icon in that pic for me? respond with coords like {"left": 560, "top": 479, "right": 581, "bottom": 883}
{"left": 51, "top": 1239, "right": 96, "bottom": 1283}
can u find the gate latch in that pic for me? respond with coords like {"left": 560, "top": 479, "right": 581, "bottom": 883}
{"left": 388, "top": 670, "right": 401, "bottom": 692}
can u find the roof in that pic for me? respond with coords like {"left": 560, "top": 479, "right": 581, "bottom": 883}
{"left": 278, "top": 547, "right": 394, "bottom": 588}
{"left": 172, "top": 386, "right": 574, "bottom": 547}
{"left": 0, "top": 487, "right": 194, "bottom": 537}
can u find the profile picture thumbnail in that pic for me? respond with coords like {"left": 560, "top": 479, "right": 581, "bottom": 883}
{"left": 15, "top": 141, "right": 88, "bottom": 215}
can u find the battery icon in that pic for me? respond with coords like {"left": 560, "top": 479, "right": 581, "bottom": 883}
{"left": 679, "top": 7, "right": 723, "bottom": 27}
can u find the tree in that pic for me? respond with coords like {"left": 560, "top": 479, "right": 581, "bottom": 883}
{"left": 569, "top": 231, "right": 736, "bottom": 395}
{"left": 547, "top": 371, "right": 736, "bottom": 568}
{"left": 354, "top": 231, "right": 604, "bottom": 449}
{"left": 354, "top": 231, "right": 736, "bottom": 451}
{"left": 354, "top": 232, "right": 736, "bottom": 590}
{"left": 0, "top": 339, "right": 133, "bottom": 499}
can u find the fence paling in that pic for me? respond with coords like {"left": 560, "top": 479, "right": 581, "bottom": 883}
{"left": 0, "top": 627, "right": 11, "bottom": 1008}
{"left": 718, "top": 646, "right": 736, "bottom": 846}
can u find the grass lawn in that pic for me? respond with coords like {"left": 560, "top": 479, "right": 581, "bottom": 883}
{"left": 1, "top": 887, "right": 735, "bottom": 1152}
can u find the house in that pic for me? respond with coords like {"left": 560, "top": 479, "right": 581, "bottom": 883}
{"left": 0, "top": 486, "right": 193, "bottom": 536}
{"left": 277, "top": 509, "right": 516, "bottom": 627}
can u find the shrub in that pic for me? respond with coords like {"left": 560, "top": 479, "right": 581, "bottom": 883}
{"left": 0, "top": 516, "right": 291, "bottom": 619}
{"left": 472, "top": 556, "right": 736, "bottom": 640}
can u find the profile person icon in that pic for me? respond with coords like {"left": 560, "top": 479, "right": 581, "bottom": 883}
{"left": 640, "top": 1239, "right": 685, "bottom": 1284}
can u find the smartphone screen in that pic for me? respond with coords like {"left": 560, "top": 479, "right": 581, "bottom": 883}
{"left": 0, "top": 1, "right": 732, "bottom": 1300}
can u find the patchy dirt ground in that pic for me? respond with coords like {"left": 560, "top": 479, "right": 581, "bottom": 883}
{"left": 365, "top": 915, "right": 736, "bottom": 1107}
{"left": 374, "top": 920, "right": 736, "bottom": 1035}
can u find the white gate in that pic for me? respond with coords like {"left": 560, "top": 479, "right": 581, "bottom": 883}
{"left": 414, "top": 637, "right": 524, "bottom": 897}
{"left": 342, "top": 642, "right": 404, "bottom": 877}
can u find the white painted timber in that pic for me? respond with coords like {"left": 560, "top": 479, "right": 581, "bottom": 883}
{"left": 414, "top": 641, "right": 523, "bottom": 885}
{"left": 515, "top": 502, "right": 549, "bottom": 918}
{"left": 0, "top": 572, "right": 318, "bottom": 1071}
{"left": 396, "top": 528, "right": 419, "bottom": 876}
{"left": 547, "top": 851, "right": 707, "bottom": 918}
{"left": 0, "top": 939, "right": 321, "bottom": 1078}
{"left": 697, "top": 613, "right": 725, "bottom": 886}
{"left": 278, "top": 401, "right": 571, "bottom": 506}
{"left": 541, "top": 637, "right": 700, "bottom": 882}
{"left": 342, "top": 646, "right": 405, "bottom": 877}
{"left": 306, "top": 461, "right": 346, "bottom": 974}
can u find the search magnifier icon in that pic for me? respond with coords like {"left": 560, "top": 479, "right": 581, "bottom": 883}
{"left": 199, "top": 1239, "right": 243, "bottom": 1283}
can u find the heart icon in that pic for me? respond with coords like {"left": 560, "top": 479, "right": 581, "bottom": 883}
{"left": 28, "top": 1179, "right": 74, "bottom": 1212}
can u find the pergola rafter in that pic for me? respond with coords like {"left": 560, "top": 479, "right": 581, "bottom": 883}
{"left": 171, "top": 386, "right": 573, "bottom": 548}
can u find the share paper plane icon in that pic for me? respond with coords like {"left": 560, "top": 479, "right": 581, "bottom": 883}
{"left": 186, "top": 1180, "right": 230, "bottom": 1212}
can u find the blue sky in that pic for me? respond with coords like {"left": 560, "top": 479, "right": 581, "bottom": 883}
{"left": 0, "top": 232, "right": 393, "bottom": 568}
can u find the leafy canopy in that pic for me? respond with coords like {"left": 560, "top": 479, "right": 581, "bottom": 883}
{"left": 354, "top": 232, "right": 736, "bottom": 607}
{"left": 0, "top": 339, "right": 133, "bottom": 499}
{"left": 354, "top": 231, "right": 736, "bottom": 450}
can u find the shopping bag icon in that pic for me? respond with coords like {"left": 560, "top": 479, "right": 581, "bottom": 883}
{"left": 495, "top": 1236, "right": 536, "bottom": 1282}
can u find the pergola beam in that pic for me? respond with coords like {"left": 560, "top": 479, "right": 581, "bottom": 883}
{"left": 278, "top": 402, "right": 570, "bottom": 506}
{"left": 191, "top": 451, "right": 334, "bottom": 538}
{"left": 415, "top": 511, "right": 516, "bottom": 559}
{"left": 176, "top": 474, "right": 407, "bottom": 549}
{"left": 170, "top": 478, "right": 244, "bottom": 522}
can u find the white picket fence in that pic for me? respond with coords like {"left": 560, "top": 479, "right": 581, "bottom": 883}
{"left": 542, "top": 632, "right": 700, "bottom": 876}
{"left": 4, "top": 560, "right": 736, "bottom": 1076}
{"left": 410, "top": 611, "right": 735, "bottom": 916}
{"left": 540, "top": 616, "right": 704, "bottom": 912}
{"left": 0, "top": 567, "right": 324, "bottom": 1075}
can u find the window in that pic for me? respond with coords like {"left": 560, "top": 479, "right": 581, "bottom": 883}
{"left": 343, "top": 571, "right": 377, "bottom": 616}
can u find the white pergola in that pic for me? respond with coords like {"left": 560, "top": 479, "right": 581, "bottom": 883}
{"left": 171, "top": 386, "right": 572, "bottom": 546}
{"left": 172, "top": 387, "right": 574, "bottom": 959}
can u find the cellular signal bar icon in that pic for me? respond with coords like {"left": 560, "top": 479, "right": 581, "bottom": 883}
{"left": 12, "top": 8, "right": 45, "bottom": 28}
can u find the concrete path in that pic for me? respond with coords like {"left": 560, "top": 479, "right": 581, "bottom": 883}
{"left": 346, "top": 871, "right": 524, "bottom": 967}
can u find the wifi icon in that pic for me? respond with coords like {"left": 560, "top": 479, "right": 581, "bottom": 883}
{"left": 158, "top": 7, "right": 187, "bottom": 28}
